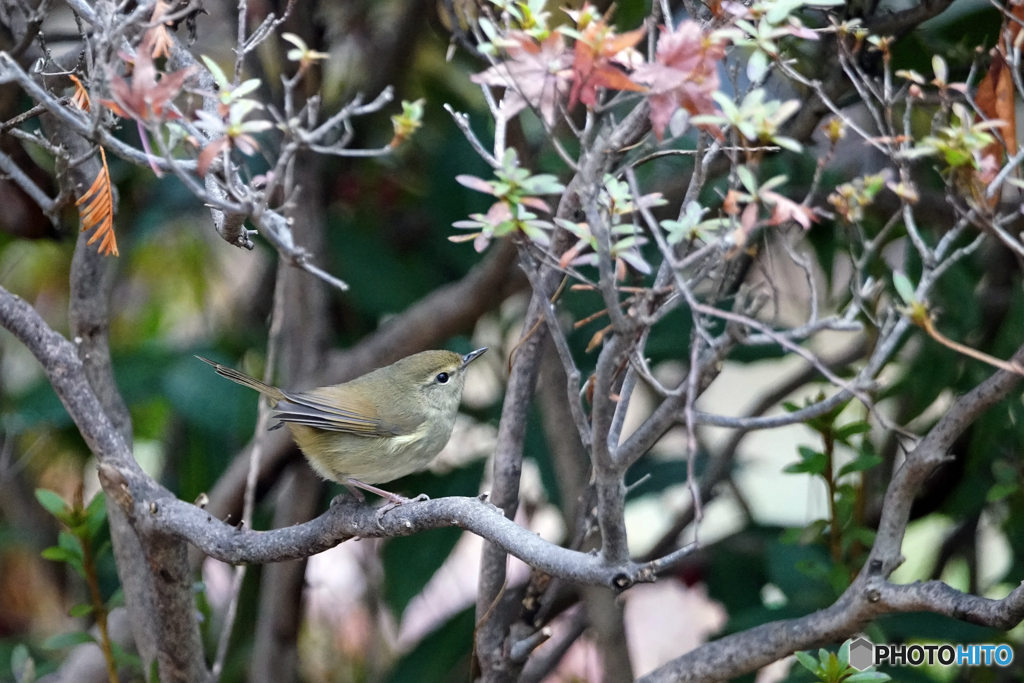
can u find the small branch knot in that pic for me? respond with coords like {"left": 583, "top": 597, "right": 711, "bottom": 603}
{"left": 235, "top": 229, "right": 256, "bottom": 250}
{"left": 97, "top": 462, "right": 133, "bottom": 512}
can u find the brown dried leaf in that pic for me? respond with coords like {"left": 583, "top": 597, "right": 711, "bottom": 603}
{"left": 68, "top": 75, "right": 90, "bottom": 112}
{"left": 976, "top": 1, "right": 1024, "bottom": 174}
{"left": 75, "top": 147, "right": 118, "bottom": 257}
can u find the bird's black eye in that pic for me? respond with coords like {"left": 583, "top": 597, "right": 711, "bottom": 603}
{"left": 436, "top": 372, "right": 450, "bottom": 384}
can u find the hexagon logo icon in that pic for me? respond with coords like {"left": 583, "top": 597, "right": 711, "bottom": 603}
{"left": 849, "top": 638, "right": 874, "bottom": 671}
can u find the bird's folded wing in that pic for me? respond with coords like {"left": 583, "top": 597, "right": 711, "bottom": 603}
{"left": 271, "top": 389, "right": 412, "bottom": 437}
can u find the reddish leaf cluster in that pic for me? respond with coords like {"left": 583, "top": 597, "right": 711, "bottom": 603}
{"left": 101, "top": 27, "right": 194, "bottom": 176}
{"left": 567, "top": 17, "right": 646, "bottom": 108}
{"left": 473, "top": 7, "right": 727, "bottom": 142}
{"left": 631, "top": 22, "right": 726, "bottom": 139}
{"left": 101, "top": 29, "right": 193, "bottom": 125}
{"left": 471, "top": 32, "right": 572, "bottom": 126}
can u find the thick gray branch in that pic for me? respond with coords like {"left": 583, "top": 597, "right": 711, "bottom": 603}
{"left": 147, "top": 494, "right": 656, "bottom": 588}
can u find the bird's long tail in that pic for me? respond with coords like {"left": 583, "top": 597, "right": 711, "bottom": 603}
{"left": 196, "top": 356, "right": 285, "bottom": 402}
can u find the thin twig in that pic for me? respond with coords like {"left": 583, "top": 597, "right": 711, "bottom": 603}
{"left": 211, "top": 260, "right": 287, "bottom": 682}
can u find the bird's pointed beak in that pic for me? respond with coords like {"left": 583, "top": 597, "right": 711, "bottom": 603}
{"left": 462, "top": 347, "right": 488, "bottom": 367}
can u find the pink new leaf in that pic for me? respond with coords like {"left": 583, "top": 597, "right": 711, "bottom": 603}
{"left": 456, "top": 175, "right": 498, "bottom": 195}
{"left": 471, "top": 32, "right": 573, "bottom": 126}
{"left": 631, "top": 22, "right": 726, "bottom": 139}
{"left": 762, "top": 191, "right": 817, "bottom": 229}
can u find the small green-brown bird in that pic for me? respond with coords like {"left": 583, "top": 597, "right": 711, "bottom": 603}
{"left": 198, "top": 348, "right": 487, "bottom": 502}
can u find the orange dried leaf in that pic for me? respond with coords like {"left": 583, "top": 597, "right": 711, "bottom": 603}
{"left": 68, "top": 75, "right": 91, "bottom": 112}
{"left": 149, "top": 1, "right": 174, "bottom": 59}
{"left": 75, "top": 147, "right": 118, "bottom": 257}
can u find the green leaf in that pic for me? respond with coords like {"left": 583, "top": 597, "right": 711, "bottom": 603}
{"left": 500, "top": 147, "right": 518, "bottom": 172}
{"left": 765, "top": 2, "right": 793, "bottom": 24}
{"left": 231, "top": 79, "right": 261, "bottom": 100}
{"left": 798, "top": 445, "right": 819, "bottom": 461}
{"left": 783, "top": 458, "right": 825, "bottom": 475}
{"left": 519, "top": 174, "right": 565, "bottom": 195}
{"left": 772, "top": 135, "right": 803, "bottom": 153}
{"left": 760, "top": 175, "right": 788, "bottom": 193}
{"left": 40, "top": 543, "right": 85, "bottom": 576}
{"left": 784, "top": 447, "right": 828, "bottom": 476}
{"left": 53, "top": 532, "right": 85, "bottom": 576}
{"left": 43, "top": 631, "right": 96, "bottom": 649}
{"left": 746, "top": 48, "right": 769, "bottom": 82}
{"left": 932, "top": 55, "right": 948, "bottom": 84}
{"left": 41, "top": 546, "right": 75, "bottom": 562}
{"left": 11, "top": 643, "right": 34, "bottom": 683}
{"left": 35, "top": 489, "right": 71, "bottom": 522}
{"left": 827, "top": 651, "right": 844, "bottom": 680}
{"left": 68, "top": 603, "right": 94, "bottom": 618}
{"left": 837, "top": 454, "right": 883, "bottom": 478}
{"left": 893, "top": 272, "right": 916, "bottom": 305}
{"left": 58, "top": 530, "right": 83, "bottom": 554}
{"left": 85, "top": 493, "right": 107, "bottom": 540}
{"left": 794, "top": 650, "right": 819, "bottom": 673}
{"left": 201, "top": 56, "right": 229, "bottom": 89}
{"left": 107, "top": 588, "right": 126, "bottom": 609}
{"left": 987, "top": 482, "right": 1019, "bottom": 502}
{"left": 834, "top": 421, "right": 871, "bottom": 443}
{"left": 737, "top": 165, "right": 758, "bottom": 195}
{"left": 837, "top": 640, "right": 850, "bottom": 669}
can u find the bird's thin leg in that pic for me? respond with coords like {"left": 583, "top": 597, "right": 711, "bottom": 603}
{"left": 346, "top": 478, "right": 408, "bottom": 504}
{"left": 347, "top": 478, "right": 430, "bottom": 527}
{"left": 348, "top": 481, "right": 428, "bottom": 507}
{"left": 343, "top": 482, "right": 366, "bottom": 502}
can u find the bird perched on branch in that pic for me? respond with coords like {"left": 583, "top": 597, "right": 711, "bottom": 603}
{"left": 198, "top": 348, "right": 487, "bottom": 504}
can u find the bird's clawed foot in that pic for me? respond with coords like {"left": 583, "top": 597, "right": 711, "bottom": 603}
{"left": 375, "top": 492, "right": 431, "bottom": 525}
{"left": 345, "top": 478, "right": 429, "bottom": 528}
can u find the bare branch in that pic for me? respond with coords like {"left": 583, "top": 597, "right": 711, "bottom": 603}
{"left": 0, "top": 148, "right": 55, "bottom": 212}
